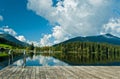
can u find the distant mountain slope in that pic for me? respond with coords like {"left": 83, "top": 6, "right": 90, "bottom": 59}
{"left": 0, "top": 33, "right": 28, "bottom": 47}
{"left": 58, "top": 33, "right": 120, "bottom": 45}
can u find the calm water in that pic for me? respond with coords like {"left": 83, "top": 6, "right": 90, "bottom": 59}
{"left": 0, "top": 53, "right": 120, "bottom": 70}
{"left": 13, "top": 53, "right": 120, "bottom": 66}
{"left": 13, "top": 54, "right": 69, "bottom": 66}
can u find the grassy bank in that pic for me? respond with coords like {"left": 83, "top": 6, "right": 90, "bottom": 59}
{"left": 0, "top": 53, "right": 8, "bottom": 57}
{"left": 0, "top": 53, "right": 9, "bottom": 62}
{"left": 0, "top": 44, "right": 12, "bottom": 49}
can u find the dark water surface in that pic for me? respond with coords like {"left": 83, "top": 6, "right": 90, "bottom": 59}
{"left": 0, "top": 52, "right": 120, "bottom": 70}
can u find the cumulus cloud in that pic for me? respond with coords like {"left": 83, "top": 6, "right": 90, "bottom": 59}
{"left": 15, "top": 35, "right": 26, "bottom": 42}
{"left": 88, "top": 0, "right": 107, "bottom": 6}
{"left": 40, "top": 34, "right": 52, "bottom": 46}
{"left": 0, "top": 26, "right": 17, "bottom": 36}
{"left": 27, "top": 0, "right": 55, "bottom": 23}
{"left": 27, "top": 40, "right": 40, "bottom": 46}
{"left": 27, "top": 0, "right": 120, "bottom": 45}
{"left": 0, "top": 15, "right": 3, "bottom": 21}
{"left": 0, "top": 26, "right": 41, "bottom": 46}
{"left": 101, "top": 18, "right": 120, "bottom": 37}
{"left": 0, "top": 26, "right": 28, "bottom": 42}
{"left": 52, "top": 25, "right": 69, "bottom": 44}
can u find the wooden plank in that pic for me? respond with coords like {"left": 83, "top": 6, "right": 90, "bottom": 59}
{"left": 39, "top": 67, "right": 46, "bottom": 79}
{"left": 7, "top": 67, "right": 18, "bottom": 79}
{"left": 28, "top": 66, "right": 33, "bottom": 79}
{"left": 13, "top": 67, "right": 24, "bottom": 79}
{"left": 31, "top": 66, "right": 36, "bottom": 79}
{"left": 89, "top": 66, "right": 120, "bottom": 78}
{"left": 0, "top": 66, "right": 120, "bottom": 79}
{"left": 45, "top": 66, "right": 58, "bottom": 79}
{"left": 60, "top": 66, "right": 79, "bottom": 79}
{"left": 0, "top": 66, "right": 17, "bottom": 79}
{"left": 54, "top": 66, "right": 67, "bottom": 79}
{"left": 24, "top": 67, "right": 29, "bottom": 79}
{"left": 35, "top": 67, "right": 39, "bottom": 79}
{"left": 76, "top": 66, "right": 119, "bottom": 79}
{"left": 63, "top": 66, "right": 94, "bottom": 79}
{"left": 16, "top": 67, "right": 25, "bottom": 79}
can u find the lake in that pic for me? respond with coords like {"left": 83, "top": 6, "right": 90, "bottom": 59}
{"left": 13, "top": 53, "right": 69, "bottom": 66}
{"left": 0, "top": 52, "right": 120, "bottom": 70}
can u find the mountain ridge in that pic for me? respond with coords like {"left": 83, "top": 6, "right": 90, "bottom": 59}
{"left": 0, "top": 33, "right": 28, "bottom": 47}
{"left": 55, "top": 33, "right": 120, "bottom": 46}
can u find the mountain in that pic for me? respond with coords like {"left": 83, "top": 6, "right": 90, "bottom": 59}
{"left": 0, "top": 33, "right": 28, "bottom": 47}
{"left": 58, "top": 33, "right": 120, "bottom": 45}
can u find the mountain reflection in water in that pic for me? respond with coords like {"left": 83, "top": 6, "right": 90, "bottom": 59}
{"left": 13, "top": 53, "right": 69, "bottom": 66}
{"left": 12, "top": 52, "right": 120, "bottom": 66}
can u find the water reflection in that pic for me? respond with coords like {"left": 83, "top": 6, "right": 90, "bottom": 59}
{"left": 13, "top": 54, "right": 69, "bottom": 66}
{"left": 8, "top": 55, "right": 11, "bottom": 65}
{"left": 29, "top": 52, "right": 34, "bottom": 59}
{"left": 8, "top": 50, "right": 12, "bottom": 66}
{"left": 52, "top": 53, "right": 120, "bottom": 66}
{"left": 12, "top": 52, "right": 120, "bottom": 66}
{"left": 22, "top": 50, "right": 26, "bottom": 67}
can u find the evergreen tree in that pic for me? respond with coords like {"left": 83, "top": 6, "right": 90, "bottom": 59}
{"left": 29, "top": 43, "right": 34, "bottom": 50}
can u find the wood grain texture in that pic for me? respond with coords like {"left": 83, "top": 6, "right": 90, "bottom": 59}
{"left": 0, "top": 66, "right": 120, "bottom": 79}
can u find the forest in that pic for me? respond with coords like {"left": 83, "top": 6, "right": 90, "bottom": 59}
{"left": 37, "top": 42, "right": 120, "bottom": 65}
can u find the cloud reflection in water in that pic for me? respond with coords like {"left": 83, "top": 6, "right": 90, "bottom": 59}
{"left": 13, "top": 55, "right": 69, "bottom": 66}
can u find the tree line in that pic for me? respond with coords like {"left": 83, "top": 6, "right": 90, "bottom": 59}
{"left": 36, "top": 42, "right": 120, "bottom": 62}
{"left": 52, "top": 42, "right": 120, "bottom": 62}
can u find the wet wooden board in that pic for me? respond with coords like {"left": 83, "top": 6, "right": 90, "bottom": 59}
{"left": 0, "top": 66, "right": 120, "bottom": 79}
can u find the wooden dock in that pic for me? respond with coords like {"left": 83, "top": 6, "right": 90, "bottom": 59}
{"left": 0, "top": 66, "right": 120, "bottom": 79}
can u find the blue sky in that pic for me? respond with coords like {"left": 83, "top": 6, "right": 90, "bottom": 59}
{"left": 0, "top": 0, "right": 53, "bottom": 41}
{"left": 0, "top": 0, "right": 120, "bottom": 46}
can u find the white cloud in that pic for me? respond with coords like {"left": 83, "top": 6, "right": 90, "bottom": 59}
{"left": 27, "top": 40, "right": 40, "bottom": 47}
{"left": 0, "top": 26, "right": 28, "bottom": 43}
{"left": 0, "top": 26, "right": 41, "bottom": 46}
{"left": 0, "top": 15, "right": 3, "bottom": 21}
{"left": 27, "top": 0, "right": 120, "bottom": 45}
{"left": 40, "top": 26, "right": 69, "bottom": 45}
{"left": 52, "top": 25, "right": 69, "bottom": 44}
{"left": 15, "top": 35, "right": 26, "bottom": 42}
{"left": 88, "top": 0, "right": 107, "bottom": 6}
{"left": 40, "top": 34, "right": 52, "bottom": 46}
{"left": 101, "top": 18, "right": 120, "bottom": 37}
{"left": 0, "top": 26, "right": 17, "bottom": 36}
{"left": 27, "top": 0, "right": 55, "bottom": 23}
